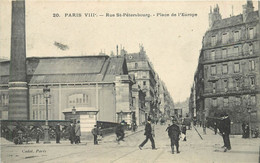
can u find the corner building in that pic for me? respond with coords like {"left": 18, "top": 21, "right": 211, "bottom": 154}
{"left": 199, "top": 1, "right": 260, "bottom": 133}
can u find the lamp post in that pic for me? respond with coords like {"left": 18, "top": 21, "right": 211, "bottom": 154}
{"left": 43, "top": 86, "right": 51, "bottom": 144}
{"left": 247, "top": 107, "right": 251, "bottom": 138}
{"left": 120, "top": 110, "right": 123, "bottom": 122}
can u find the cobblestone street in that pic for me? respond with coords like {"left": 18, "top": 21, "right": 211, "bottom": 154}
{"left": 1, "top": 124, "right": 259, "bottom": 163}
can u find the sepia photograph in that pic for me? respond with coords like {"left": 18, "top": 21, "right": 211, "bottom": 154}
{"left": 0, "top": 0, "right": 259, "bottom": 162}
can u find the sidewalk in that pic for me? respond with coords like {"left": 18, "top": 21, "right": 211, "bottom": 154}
{"left": 185, "top": 125, "right": 260, "bottom": 163}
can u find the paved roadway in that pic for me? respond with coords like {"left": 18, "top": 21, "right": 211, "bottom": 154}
{"left": 1, "top": 124, "right": 259, "bottom": 163}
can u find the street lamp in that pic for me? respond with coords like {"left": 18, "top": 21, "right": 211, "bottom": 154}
{"left": 43, "top": 85, "right": 51, "bottom": 144}
{"left": 120, "top": 110, "right": 123, "bottom": 122}
{"left": 247, "top": 107, "right": 251, "bottom": 138}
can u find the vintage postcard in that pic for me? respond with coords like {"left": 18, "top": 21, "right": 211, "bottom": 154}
{"left": 0, "top": 0, "right": 259, "bottom": 162}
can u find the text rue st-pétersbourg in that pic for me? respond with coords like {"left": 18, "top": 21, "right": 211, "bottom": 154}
{"left": 53, "top": 12, "right": 198, "bottom": 18}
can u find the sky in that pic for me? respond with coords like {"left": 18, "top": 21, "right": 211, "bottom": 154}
{"left": 0, "top": 0, "right": 259, "bottom": 103}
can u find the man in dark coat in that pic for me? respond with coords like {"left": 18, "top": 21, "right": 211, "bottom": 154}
{"left": 91, "top": 125, "right": 99, "bottom": 145}
{"left": 167, "top": 120, "right": 181, "bottom": 154}
{"left": 115, "top": 121, "right": 125, "bottom": 144}
{"left": 221, "top": 113, "right": 231, "bottom": 152}
{"left": 68, "top": 122, "right": 76, "bottom": 144}
{"left": 55, "top": 123, "right": 61, "bottom": 144}
{"left": 139, "top": 117, "right": 156, "bottom": 150}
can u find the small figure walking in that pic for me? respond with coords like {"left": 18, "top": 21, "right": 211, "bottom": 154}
{"left": 139, "top": 117, "right": 156, "bottom": 150}
{"left": 35, "top": 128, "right": 41, "bottom": 144}
{"left": 55, "top": 123, "right": 61, "bottom": 144}
{"left": 75, "top": 120, "right": 81, "bottom": 144}
{"left": 167, "top": 119, "right": 181, "bottom": 154}
{"left": 115, "top": 121, "right": 125, "bottom": 144}
{"left": 91, "top": 125, "right": 99, "bottom": 145}
{"left": 214, "top": 122, "right": 218, "bottom": 135}
{"left": 181, "top": 124, "right": 187, "bottom": 141}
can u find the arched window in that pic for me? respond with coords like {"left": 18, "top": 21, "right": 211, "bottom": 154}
{"left": 68, "top": 94, "right": 89, "bottom": 107}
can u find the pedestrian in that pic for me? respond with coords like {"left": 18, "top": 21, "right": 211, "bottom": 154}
{"left": 167, "top": 119, "right": 181, "bottom": 154}
{"left": 253, "top": 127, "right": 259, "bottom": 138}
{"left": 181, "top": 124, "right": 187, "bottom": 141}
{"left": 245, "top": 123, "right": 250, "bottom": 138}
{"left": 68, "top": 122, "right": 76, "bottom": 144}
{"left": 55, "top": 123, "right": 61, "bottom": 144}
{"left": 242, "top": 122, "right": 246, "bottom": 138}
{"left": 115, "top": 121, "right": 125, "bottom": 144}
{"left": 221, "top": 113, "right": 231, "bottom": 152}
{"left": 91, "top": 125, "right": 98, "bottom": 145}
{"left": 35, "top": 128, "right": 41, "bottom": 143}
{"left": 75, "top": 120, "right": 81, "bottom": 144}
{"left": 214, "top": 121, "right": 218, "bottom": 135}
{"left": 139, "top": 117, "right": 156, "bottom": 150}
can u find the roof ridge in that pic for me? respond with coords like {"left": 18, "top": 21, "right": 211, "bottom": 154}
{"left": 101, "top": 57, "right": 111, "bottom": 81}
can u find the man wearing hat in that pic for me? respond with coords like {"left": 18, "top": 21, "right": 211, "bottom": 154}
{"left": 91, "top": 125, "right": 99, "bottom": 145}
{"left": 167, "top": 119, "right": 181, "bottom": 154}
{"left": 55, "top": 123, "right": 61, "bottom": 144}
{"left": 220, "top": 113, "right": 231, "bottom": 152}
{"left": 115, "top": 120, "right": 125, "bottom": 144}
{"left": 139, "top": 117, "right": 156, "bottom": 150}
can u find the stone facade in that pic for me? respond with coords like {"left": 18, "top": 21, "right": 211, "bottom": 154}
{"left": 190, "top": 0, "right": 260, "bottom": 133}
{"left": 0, "top": 55, "right": 134, "bottom": 127}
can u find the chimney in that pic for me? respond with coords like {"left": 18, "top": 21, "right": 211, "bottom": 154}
{"left": 8, "top": 0, "right": 29, "bottom": 120}
{"left": 243, "top": 0, "right": 254, "bottom": 22}
{"left": 208, "top": 4, "right": 222, "bottom": 28}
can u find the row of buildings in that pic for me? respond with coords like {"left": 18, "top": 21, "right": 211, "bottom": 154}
{"left": 0, "top": 1, "right": 174, "bottom": 137}
{"left": 0, "top": 46, "right": 174, "bottom": 129}
{"left": 189, "top": 0, "right": 260, "bottom": 133}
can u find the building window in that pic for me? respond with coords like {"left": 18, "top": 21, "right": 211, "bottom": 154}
{"left": 234, "top": 63, "right": 240, "bottom": 73}
{"left": 0, "top": 94, "right": 9, "bottom": 106}
{"left": 68, "top": 94, "right": 89, "bottom": 107}
{"left": 234, "top": 31, "right": 240, "bottom": 42}
{"left": 222, "top": 64, "right": 228, "bottom": 74}
{"left": 143, "top": 81, "right": 146, "bottom": 86}
{"left": 250, "top": 95, "right": 256, "bottom": 105}
{"left": 234, "top": 46, "right": 239, "bottom": 56}
{"left": 223, "top": 97, "right": 229, "bottom": 107}
{"left": 135, "top": 63, "right": 138, "bottom": 69}
{"left": 212, "top": 98, "right": 217, "bottom": 107}
{"left": 222, "top": 49, "right": 227, "bottom": 59}
{"left": 212, "top": 82, "right": 216, "bottom": 93}
{"left": 235, "top": 96, "right": 241, "bottom": 105}
{"left": 222, "top": 33, "right": 229, "bottom": 44}
{"left": 235, "top": 79, "right": 239, "bottom": 91}
{"left": 249, "top": 28, "right": 254, "bottom": 39}
{"left": 250, "top": 77, "right": 255, "bottom": 86}
{"left": 211, "top": 66, "right": 216, "bottom": 75}
{"left": 249, "top": 60, "right": 255, "bottom": 71}
{"left": 249, "top": 44, "right": 253, "bottom": 55}
{"left": 211, "top": 51, "right": 215, "bottom": 60}
{"left": 211, "top": 35, "right": 217, "bottom": 46}
{"left": 224, "top": 80, "right": 228, "bottom": 92}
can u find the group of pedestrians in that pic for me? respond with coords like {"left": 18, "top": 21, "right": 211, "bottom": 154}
{"left": 68, "top": 121, "right": 81, "bottom": 144}
{"left": 138, "top": 117, "right": 187, "bottom": 154}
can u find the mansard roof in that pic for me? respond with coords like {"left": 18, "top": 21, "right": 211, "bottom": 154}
{"left": 0, "top": 55, "right": 128, "bottom": 85}
{"left": 211, "top": 10, "right": 259, "bottom": 30}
